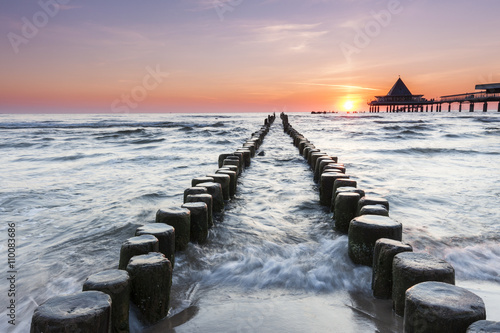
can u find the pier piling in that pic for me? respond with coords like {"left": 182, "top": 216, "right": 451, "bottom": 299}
{"left": 126, "top": 253, "right": 172, "bottom": 325}
{"left": 118, "top": 235, "right": 159, "bottom": 270}
{"left": 392, "top": 252, "right": 455, "bottom": 316}
{"left": 405, "top": 282, "right": 485, "bottom": 333}
{"left": 135, "top": 224, "right": 176, "bottom": 267}
{"left": 83, "top": 269, "right": 130, "bottom": 333}
{"left": 348, "top": 215, "right": 402, "bottom": 266}
{"left": 156, "top": 208, "right": 191, "bottom": 251}
{"left": 372, "top": 239, "right": 412, "bottom": 299}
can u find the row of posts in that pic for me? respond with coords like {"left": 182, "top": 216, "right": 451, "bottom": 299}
{"left": 280, "top": 112, "right": 495, "bottom": 333}
{"left": 29, "top": 114, "right": 277, "bottom": 333}
{"left": 369, "top": 101, "right": 500, "bottom": 113}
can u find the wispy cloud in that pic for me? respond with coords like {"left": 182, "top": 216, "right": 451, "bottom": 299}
{"left": 58, "top": 5, "right": 83, "bottom": 10}
{"left": 184, "top": 0, "right": 230, "bottom": 12}
{"left": 293, "top": 82, "right": 379, "bottom": 91}
{"left": 242, "top": 22, "right": 328, "bottom": 52}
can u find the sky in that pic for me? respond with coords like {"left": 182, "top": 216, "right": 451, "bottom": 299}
{"left": 1, "top": 0, "right": 499, "bottom": 113}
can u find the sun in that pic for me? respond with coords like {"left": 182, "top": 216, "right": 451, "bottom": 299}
{"left": 343, "top": 100, "right": 354, "bottom": 111}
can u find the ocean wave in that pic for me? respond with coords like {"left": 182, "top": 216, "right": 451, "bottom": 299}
{"left": 484, "top": 127, "right": 500, "bottom": 135}
{"left": 394, "top": 129, "right": 427, "bottom": 136}
{"left": 474, "top": 116, "right": 500, "bottom": 123}
{"left": 0, "top": 142, "right": 36, "bottom": 148}
{"left": 215, "top": 139, "right": 233, "bottom": 145}
{"left": 180, "top": 237, "right": 372, "bottom": 293}
{"left": 444, "top": 243, "right": 500, "bottom": 282}
{"left": 376, "top": 147, "right": 499, "bottom": 155}
{"left": 382, "top": 124, "right": 432, "bottom": 132}
{"left": 374, "top": 119, "right": 427, "bottom": 124}
{"left": 211, "top": 121, "right": 226, "bottom": 128}
{"left": 0, "top": 121, "right": 180, "bottom": 130}
{"left": 359, "top": 115, "right": 384, "bottom": 119}
{"left": 93, "top": 128, "right": 148, "bottom": 140}
{"left": 14, "top": 152, "right": 107, "bottom": 162}
{"left": 132, "top": 192, "right": 168, "bottom": 202}
{"left": 116, "top": 128, "right": 146, "bottom": 135}
{"left": 130, "top": 138, "right": 165, "bottom": 145}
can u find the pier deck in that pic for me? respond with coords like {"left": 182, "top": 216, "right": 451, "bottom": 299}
{"left": 368, "top": 80, "right": 500, "bottom": 112}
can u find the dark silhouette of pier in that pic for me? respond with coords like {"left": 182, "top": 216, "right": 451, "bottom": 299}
{"left": 368, "top": 78, "right": 500, "bottom": 113}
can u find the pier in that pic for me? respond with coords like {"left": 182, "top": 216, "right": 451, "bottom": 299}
{"left": 369, "top": 79, "right": 500, "bottom": 113}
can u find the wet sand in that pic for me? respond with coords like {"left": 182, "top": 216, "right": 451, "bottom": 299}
{"left": 138, "top": 287, "right": 403, "bottom": 333}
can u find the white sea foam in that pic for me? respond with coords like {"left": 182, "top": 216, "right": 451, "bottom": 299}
{"left": 445, "top": 243, "right": 500, "bottom": 282}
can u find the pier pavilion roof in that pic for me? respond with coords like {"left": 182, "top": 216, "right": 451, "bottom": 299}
{"left": 387, "top": 77, "right": 412, "bottom": 96}
{"left": 373, "top": 77, "right": 424, "bottom": 104}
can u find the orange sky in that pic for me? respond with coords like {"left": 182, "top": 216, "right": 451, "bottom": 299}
{"left": 1, "top": 0, "right": 499, "bottom": 113}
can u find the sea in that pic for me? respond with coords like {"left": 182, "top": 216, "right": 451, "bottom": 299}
{"left": 0, "top": 112, "right": 499, "bottom": 332}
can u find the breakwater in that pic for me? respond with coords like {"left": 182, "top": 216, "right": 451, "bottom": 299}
{"left": 2, "top": 112, "right": 498, "bottom": 332}
{"left": 281, "top": 113, "right": 495, "bottom": 332}
{"left": 29, "top": 114, "right": 277, "bottom": 332}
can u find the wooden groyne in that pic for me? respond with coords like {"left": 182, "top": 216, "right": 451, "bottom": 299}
{"left": 29, "top": 112, "right": 498, "bottom": 332}
{"left": 280, "top": 112, "right": 493, "bottom": 333}
{"left": 30, "top": 114, "right": 277, "bottom": 332}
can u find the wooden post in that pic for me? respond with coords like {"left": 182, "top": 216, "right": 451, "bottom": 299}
{"left": 470, "top": 102, "right": 474, "bottom": 112}
{"left": 483, "top": 101, "right": 488, "bottom": 112}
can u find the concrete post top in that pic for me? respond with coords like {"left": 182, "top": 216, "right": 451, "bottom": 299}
{"left": 157, "top": 207, "right": 191, "bottom": 216}
{"left": 127, "top": 252, "right": 169, "bottom": 267}
{"left": 184, "top": 187, "right": 208, "bottom": 193}
{"left": 406, "top": 281, "right": 485, "bottom": 313}
{"left": 192, "top": 176, "right": 214, "bottom": 183}
{"left": 352, "top": 214, "right": 400, "bottom": 228}
{"left": 394, "top": 252, "right": 452, "bottom": 270}
{"left": 336, "top": 192, "right": 361, "bottom": 199}
{"left": 322, "top": 173, "right": 350, "bottom": 179}
{"left": 136, "top": 223, "right": 174, "bottom": 235}
{"left": 375, "top": 238, "right": 411, "bottom": 248}
{"left": 467, "top": 320, "right": 500, "bottom": 332}
{"left": 84, "top": 269, "right": 129, "bottom": 286}
{"left": 206, "top": 173, "right": 230, "bottom": 180}
{"left": 124, "top": 234, "right": 158, "bottom": 245}
{"left": 358, "top": 196, "right": 388, "bottom": 205}
{"left": 195, "top": 182, "right": 222, "bottom": 189}
{"left": 186, "top": 193, "right": 212, "bottom": 200}
{"left": 33, "top": 291, "right": 111, "bottom": 321}
{"left": 182, "top": 202, "right": 208, "bottom": 210}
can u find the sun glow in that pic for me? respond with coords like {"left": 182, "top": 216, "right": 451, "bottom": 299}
{"left": 343, "top": 100, "right": 354, "bottom": 111}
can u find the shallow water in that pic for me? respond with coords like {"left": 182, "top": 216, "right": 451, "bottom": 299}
{"left": 0, "top": 112, "right": 499, "bottom": 332}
